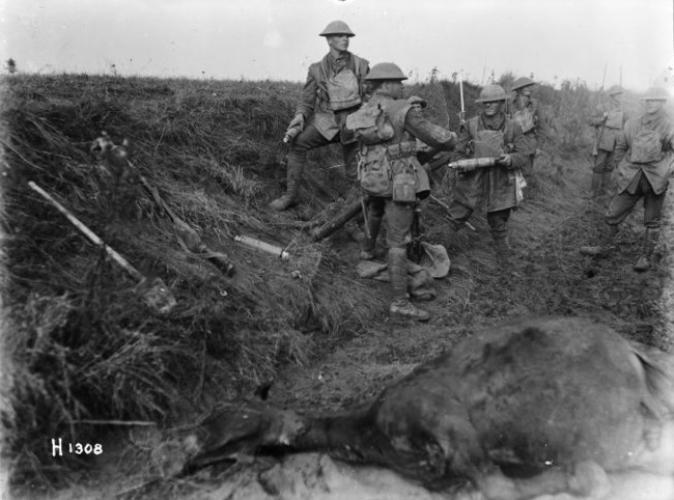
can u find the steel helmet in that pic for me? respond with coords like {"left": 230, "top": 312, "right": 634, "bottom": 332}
{"left": 641, "top": 87, "right": 669, "bottom": 101}
{"left": 319, "top": 20, "right": 355, "bottom": 37}
{"left": 607, "top": 85, "right": 623, "bottom": 96}
{"left": 511, "top": 77, "right": 536, "bottom": 92}
{"left": 365, "top": 62, "right": 408, "bottom": 81}
{"left": 407, "top": 95, "right": 427, "bottom": 108}
{"left": 476, "top": 84, "right": 507, "bottom": 103}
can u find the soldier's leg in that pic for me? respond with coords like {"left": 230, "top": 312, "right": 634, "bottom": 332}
{"left": 385, "top": 201, "right": 429, "bottom": 321}
{"left": 634, "top": 182, "right": 666, "bottom": 272}
{"left": 341, "top": 141, "right": 360, "bottom": 188}
{"left": 269, "top": 124, "right": 330, "bottom": 211}
{"left": 360, "top": 196, "right": 385, "bottom": 260}
{"left": 600, "top": 150, "right": 616, "bottom": 196}
{"left": 447, "top": 170, "right": 481, "bottom": 230}
{"left": 590, "top": 151, "right": 608, "bottom": 199}
{"left": 339, "top": 141, "right": 367, "bottom": 241}
{"left": 580, "top": 190, "right": 639, "bottom": 256}
{"left": 487, "top": 209, "right": 513, "bottom": 269}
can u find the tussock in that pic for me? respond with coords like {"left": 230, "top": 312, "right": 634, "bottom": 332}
{"left": 2, "top": 72, "right": 653, "bottom": 492}
{"left": 1, "top": 74, "right": 377, "bottom": 488}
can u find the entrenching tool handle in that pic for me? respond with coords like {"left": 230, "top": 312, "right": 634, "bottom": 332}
{"left": 28, "top": 181, "right": 144, "bottom": 282}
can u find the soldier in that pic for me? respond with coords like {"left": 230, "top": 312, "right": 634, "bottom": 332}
{"left": 510, "top": 77, "right": 539, "bottom": 175}
{"left": 446, "top": 84, "right": 529, "bottom": 268}
{"left": 270, "top": 20, "right": 369, "bottom": 211}
{"left": 580, "top": 87, "right": 674, "bottom": 272}
{"left": 346, "top": 63, "right": 456, "bottom": 321}
{"left": 588, "top": 85, "right": 627, "bottom": 198}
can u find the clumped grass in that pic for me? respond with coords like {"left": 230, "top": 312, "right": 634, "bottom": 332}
{"left": 2, "top": 71, "right": 650, "bottom": 491}
{"left": 0, "top": 73, "right": 377, "bottom": 489}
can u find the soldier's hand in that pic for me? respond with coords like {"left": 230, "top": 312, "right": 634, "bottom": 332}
{"left": 288, "top": 113, "right": 305, "bottom": 131}
{"left": 496, "top": 154, "right": 513, "bottom": 168}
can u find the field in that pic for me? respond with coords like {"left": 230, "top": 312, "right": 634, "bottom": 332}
{"left": 1, "top": 73, "right": 672, "bottom": 498}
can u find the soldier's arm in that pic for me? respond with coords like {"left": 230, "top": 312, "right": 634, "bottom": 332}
{"left": 507, "top": 122, "right": 530, "bottom": 169}
{"left": 614, "top": 123, "right": 629, "bottom": 166}
{"left": 358, "top": 58, "right": 370, "bottom": 99}
{"left": 404, "top": 108, "right": 457, "bottom": 151}
{"left": 296, "top": 67, "right": 318, "bottom": 119}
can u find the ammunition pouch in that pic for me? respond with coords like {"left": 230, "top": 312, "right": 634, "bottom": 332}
{"left": 391, "top": 161, "right": 417, "bottom": 202}
{"left": 358, "top": 141, "right": 420, "bottom": 199}
{"left": 386, "top": 141, "right": 418, "bottom": 160}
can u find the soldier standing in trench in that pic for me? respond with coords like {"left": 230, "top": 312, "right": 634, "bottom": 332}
{"left": 346, "top": 63, "right": 456, "bottom": 321}
{"left": 445, "top": 84, "right": 529, "bottom": 271}
{"left": 580, "top": 87, "right": 674, "bottom": 272}
{"left": 510, "top": 77, "right": 539, "bottom": 176}
{"left": 588, "top": 85, "right": 627, "bottom": 199}
{"left": 269, "top": 20, "right": 369, "bottom": 211}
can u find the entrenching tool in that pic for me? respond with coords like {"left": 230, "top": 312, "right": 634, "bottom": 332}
{"left": 28, "top": 181, "right": 177, "bottom": 315}
{"left": 91, "top": 133, "right": 235, "bottom": 277}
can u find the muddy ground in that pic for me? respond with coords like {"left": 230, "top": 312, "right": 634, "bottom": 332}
{"left": 19, "top": 145, "right": 673, "bottom": 500}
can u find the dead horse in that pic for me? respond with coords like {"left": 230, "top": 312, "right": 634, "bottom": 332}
{"left": 182, "top": 317, "right": 674, "bottom": 500}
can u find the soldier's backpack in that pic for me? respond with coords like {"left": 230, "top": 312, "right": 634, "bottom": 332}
{"left": 345, "top": 101, "right": 395, "bottom": 145}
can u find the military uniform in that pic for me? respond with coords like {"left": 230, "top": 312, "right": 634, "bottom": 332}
{"left": 270, "top": 21, "right": 369, "bottom": 211}
{"left": 347, "top": 63, "right": 456, "bottom": 321}
{"left": 580, "top": 87, "right": 673, "bottom": 272}
{"left": 510, "top": 77, "right": 539, "bottom": 175}
{"left": 448, "top": 110, "right": 528, "bottom": 252}
{"left": 588, "top": 86, "right": 627, "bottom": 197}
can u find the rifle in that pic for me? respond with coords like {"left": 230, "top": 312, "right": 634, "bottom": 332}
{"left": 458, "top": 73, "right": 466, "bottom": 129}
{"left": 591, "top": 64, "right": 608, "bottom": 157}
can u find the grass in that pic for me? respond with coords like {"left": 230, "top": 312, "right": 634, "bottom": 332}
{"left": 1, "top": 71, "right": 661, "bottom": 492}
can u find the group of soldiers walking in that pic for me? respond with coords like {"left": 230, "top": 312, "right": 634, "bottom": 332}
{"left": 273, "top": 20, "right": 674, "bottom": 321}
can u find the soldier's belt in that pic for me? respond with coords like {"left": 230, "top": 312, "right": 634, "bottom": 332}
{"left": 385, "top": 141, "right": 418, "bottom": 160}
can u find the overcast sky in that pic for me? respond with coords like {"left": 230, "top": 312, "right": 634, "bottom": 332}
{"left": 1, "top": 0, "right": 673, "bottom": 91}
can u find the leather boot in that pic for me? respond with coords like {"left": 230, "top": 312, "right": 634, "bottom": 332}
{"left": 388, "top": 248, "right": 430, "bottom": 322}
{"left": 269, "top": 150, "right": 304, "bottom": 211}
{"left": 360, "top": 214, "right": 383, "bottom": 260}
{"left": 633, "top": 228, "right": 660, "bottom": 272}
{"left": 579, "top": 224, "right": 619, "bottom": 257}
{"left": 492, "top": 233, "right": 520, "bottom": 279}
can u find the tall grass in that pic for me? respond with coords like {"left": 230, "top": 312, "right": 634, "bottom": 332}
{"left": 1, "top": 74, "right": 378, "bottom": 488}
